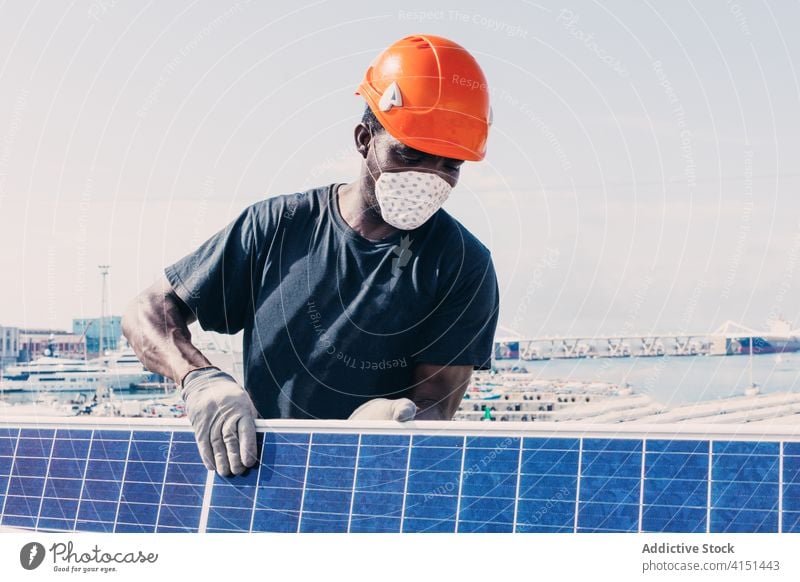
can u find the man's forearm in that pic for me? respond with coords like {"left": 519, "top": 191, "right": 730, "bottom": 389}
{"left": 409, "top": 363, "right": 473, "bottom": 420}
{"left": 122, "top": 276, "right": 212, "bottom": 386}
{"left": 413, "top": 398, "right": 450, "bottom": 420}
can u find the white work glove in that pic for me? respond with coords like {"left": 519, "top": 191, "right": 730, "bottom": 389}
{"left": 348, "top": 398, "right": 417, "bottom": 421}
{"left": 181, "top": 366, "right": 259, "bottom": 476}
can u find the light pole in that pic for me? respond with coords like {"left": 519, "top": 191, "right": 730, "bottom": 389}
{"left": 98, "top": 265, "right": 110, "bottom": 357}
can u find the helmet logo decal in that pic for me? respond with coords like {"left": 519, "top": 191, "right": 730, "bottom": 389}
{"left": 378, "top": 81, "right": 403, "bottom": 112}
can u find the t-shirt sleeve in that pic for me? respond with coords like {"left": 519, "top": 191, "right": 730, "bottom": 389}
{"left": 413, "top": 251, "right": 500, "bottom": 370}
{"left": 164, "top": 204, "right": 262, "bottom": 335}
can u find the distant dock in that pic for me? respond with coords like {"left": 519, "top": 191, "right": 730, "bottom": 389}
{"left": 495, "top": 319, "right": 800, "bottom": 360}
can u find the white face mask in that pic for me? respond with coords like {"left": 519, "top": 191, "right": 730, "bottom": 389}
{"left": 374, "top": 171, "right": 452, "bottom": 230}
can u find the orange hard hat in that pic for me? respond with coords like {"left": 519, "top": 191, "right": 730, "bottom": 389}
{"left": 356, "top": 34, "right": 492, "bottom": 162}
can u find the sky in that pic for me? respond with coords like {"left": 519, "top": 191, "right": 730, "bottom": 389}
{"left": 0, "top": 0, "right": 799, "bottom": 340}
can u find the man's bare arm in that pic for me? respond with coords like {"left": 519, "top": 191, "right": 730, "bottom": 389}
{"left": 408, "top": 363, "right": 473, "bottom": 420}
{"left": 121, "top": 273, "right": 213, "bottom": 386}
{"left": 122, "top": 274, "right": 258, "bottom": 476}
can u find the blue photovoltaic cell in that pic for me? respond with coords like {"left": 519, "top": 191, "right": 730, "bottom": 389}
{"left": 350, "top": 434, "right": 408, "bottom": 533}
{"left": 782, "top": 443, "right": 800, "bottom": 533}
{"left": 641, "top": 439, "right": 708, "bottom": 533}
{"left": 515, "top": 437, "right": 578, "bottom": 533}
{"left": 0, "top": 424, "right": 798, "bottom": 533}
{"left": 577, "top": 439, "right": 641, "bottom": 532}
{"left": 710, "top": 441, "right": 780, "bottom": 533}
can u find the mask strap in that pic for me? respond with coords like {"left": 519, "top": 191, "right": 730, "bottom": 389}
{"left": 366, "top": 127, "right": 391, "bottom": 185}
{"left": 366, "top": 127, "right": 378, "bottom": 182}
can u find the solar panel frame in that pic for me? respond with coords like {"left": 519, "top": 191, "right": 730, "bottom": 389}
{"left": 0, "top": 417, "right": 798, "bottom": 533}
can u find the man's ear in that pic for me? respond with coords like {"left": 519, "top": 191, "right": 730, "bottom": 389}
{"left": 354, "top": 123, "right": 371, "bottom": 159}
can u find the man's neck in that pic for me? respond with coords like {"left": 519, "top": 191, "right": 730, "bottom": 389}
{"left": 337, "top": 181, "right": 399, "bottom": 242}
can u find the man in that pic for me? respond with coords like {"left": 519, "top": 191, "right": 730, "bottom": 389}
{"left": 122, "top": 34, "right": 499, "bottom": 476}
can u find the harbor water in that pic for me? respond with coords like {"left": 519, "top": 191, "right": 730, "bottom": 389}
{"left": 501, "top": 351, "right": 800, "bottom": 405}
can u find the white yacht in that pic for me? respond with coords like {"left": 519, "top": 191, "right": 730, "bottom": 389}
{"left": 0, "top": 343, "right": 152, "bottom": 393}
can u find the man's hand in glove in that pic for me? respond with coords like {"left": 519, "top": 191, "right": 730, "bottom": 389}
{"left": 181, "top": 366, "right": 259, "bottom": 476}
{"left": 348, "top": 398, "right": 418, "bottom": 421}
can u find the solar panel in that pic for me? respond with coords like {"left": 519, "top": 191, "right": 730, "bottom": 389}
{"left": 0, "top": 419, "right": 798, "bottom": 533}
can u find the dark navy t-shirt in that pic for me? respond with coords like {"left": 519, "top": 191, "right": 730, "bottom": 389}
{"left": 164, "top": 183, "right": 499, "bottom": 419}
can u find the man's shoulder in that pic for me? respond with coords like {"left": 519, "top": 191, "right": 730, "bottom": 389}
{"left": 247, "top": 184, "right": 333, "bottom": 230}
{"left": 430, "top": 209, "right": 493, "bottom": 261}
